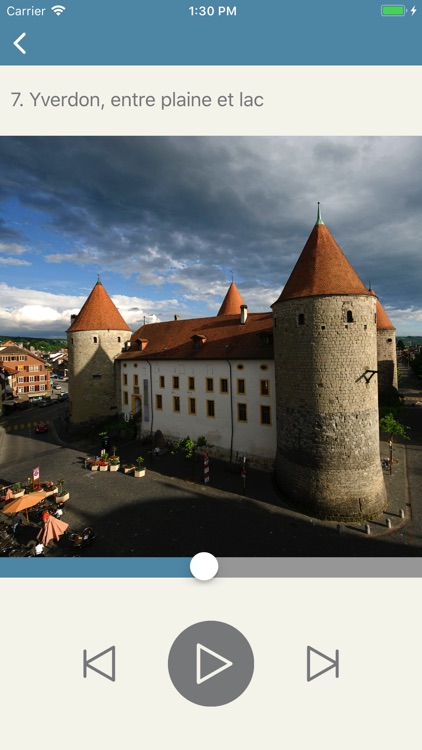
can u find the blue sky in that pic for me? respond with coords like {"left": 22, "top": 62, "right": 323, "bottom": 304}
{"left": 0, "top": 136, "right": 421, "bottom": 337}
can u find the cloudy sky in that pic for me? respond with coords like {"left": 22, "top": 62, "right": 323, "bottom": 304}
{"left": 0, "top": 136, "right": 421, "bottom": 337}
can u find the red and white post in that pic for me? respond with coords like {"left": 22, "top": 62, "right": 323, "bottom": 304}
{"left": 203, "top": 451, "right": 210, "bottom": 484}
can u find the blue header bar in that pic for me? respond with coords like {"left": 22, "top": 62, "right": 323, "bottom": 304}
{"left": 1, "top": 0, "right": 421, "bottom": 65}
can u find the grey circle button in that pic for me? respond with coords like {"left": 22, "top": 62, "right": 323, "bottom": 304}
{"left": 168, "top": 620, "right": 254, "bottom": 706}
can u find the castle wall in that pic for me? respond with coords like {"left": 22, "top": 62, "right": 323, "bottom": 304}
{"left": 272, "top": 294, "right": 387, "bottom": 519}
{"left": 377, "top": 329, "right": 398, "bottom": 394}
{"left": 68, "top": 329, "right": 127, "bottom": 425}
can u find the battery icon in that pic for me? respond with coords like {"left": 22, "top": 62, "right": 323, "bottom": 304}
{"left": 381, "top": 5, "right": 406, "bottom": 14}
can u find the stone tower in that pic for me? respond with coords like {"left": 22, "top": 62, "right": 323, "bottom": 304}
{"left": 373, "top": 292, "right": 398, "bottom": 395}
{"left": 271, "top": 206, "right": 387, "bottom": 520}
{"left": 67, "top": 278, "right": 131, "bottom": 426}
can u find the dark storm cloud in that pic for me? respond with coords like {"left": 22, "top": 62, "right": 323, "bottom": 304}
{"left": 0, "top": 136, "right": 421, "bottom": 316}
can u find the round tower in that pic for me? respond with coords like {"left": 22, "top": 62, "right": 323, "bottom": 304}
{"left": 272, "top": 206, "right": 387, "bottom": 520}
{"left": 67, "top": 277, "right": 131, "bottom": 426}
{"left": 373, "top": 292, "right": 398, "bottom": 395}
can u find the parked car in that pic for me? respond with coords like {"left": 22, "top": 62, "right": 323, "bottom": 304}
{"left": 35, "top": 422, "right": 48, "bottom": 433}
{"left": 53, "top": 384, "right": 62, "bottom": 390}
{"left": 59, "top": 392, "right": 69, "bottom": 400}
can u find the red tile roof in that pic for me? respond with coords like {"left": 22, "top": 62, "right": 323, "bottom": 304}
{"left": 275, "top": 222, "right": 371, "bottom": 302}
{"left": 217, "top": 282, "right": 246, "bottom": 316}
{"left": 368, "top": 289, "right": 396, "bottom": 330}
{"left": 67, "top": 280, "right": 131, "bottom": 333}
{"left": 376, "top": 299, "right": 395, "bottom": 330}
{"left": 117, "top": 313, "right": 274, "bottom": 361}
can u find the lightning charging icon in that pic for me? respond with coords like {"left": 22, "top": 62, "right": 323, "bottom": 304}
{"left": 410, "top": 5, "right": 417, "bottom": 13}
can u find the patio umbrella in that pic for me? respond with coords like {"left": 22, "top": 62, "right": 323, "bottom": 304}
{"left": 3, "top": 490, "right": 48, "bottom": 516}
{"left": 37, "top": 514, "right": 69, "bottom": 546}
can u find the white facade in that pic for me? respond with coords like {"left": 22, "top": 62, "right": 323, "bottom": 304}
{"left": 119, "top": 358, "right": 276, "bottom": 467}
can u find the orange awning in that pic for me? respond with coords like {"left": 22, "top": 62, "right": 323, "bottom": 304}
{"left": 3, "top": 490, "right": 48, "bottom": 514}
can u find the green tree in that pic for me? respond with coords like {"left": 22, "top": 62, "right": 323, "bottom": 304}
{"left": 397, "top": 339, "right": 405, "bottom": 351}
{"left": 379, "top": 413, "right": 410, "bottom": 475}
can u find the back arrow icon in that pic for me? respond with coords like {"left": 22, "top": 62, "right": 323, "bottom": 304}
{"left": 14, "top": 33, "right": 27, "bottom": 55}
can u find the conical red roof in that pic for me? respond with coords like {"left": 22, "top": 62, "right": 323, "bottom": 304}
{"left": 376, "top": 298, "right": 395, "bottom": 330}
{"left": 368, "top": 289, "right": 395, "bottom": 330}
{"left": 217, "top": 282, "right": 246, "bottom": 316}
{"left": 67, "top": 280, "right": 131, "bottom": 332}
{"left": 275, "top": 222, "right": 371, "bottom": 303}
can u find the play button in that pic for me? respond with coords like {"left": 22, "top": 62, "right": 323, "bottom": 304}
{"left": 196, "top": 643, "right": 233, "bottom": 684}
{"left": 168, "top": 621, "right": 254, "bottom": 706}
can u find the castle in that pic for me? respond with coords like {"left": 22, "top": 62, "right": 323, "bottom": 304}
{"left": 67, "top": 208, "right": 397, "bottom": 520}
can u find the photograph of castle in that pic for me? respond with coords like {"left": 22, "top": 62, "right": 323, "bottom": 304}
{"left": 1, "top": 137, "right": 421, "bottom": 557}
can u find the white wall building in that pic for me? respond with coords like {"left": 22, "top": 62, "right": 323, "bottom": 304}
{"left": 116, "top": 283, "right": 276, "bottom": 468}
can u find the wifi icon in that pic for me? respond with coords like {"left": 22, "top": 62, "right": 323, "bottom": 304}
{"left": 51, "top": 5, "right": 66, "bottom": 15}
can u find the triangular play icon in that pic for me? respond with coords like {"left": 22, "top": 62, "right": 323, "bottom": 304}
{"left": 196, "top": 643, "right": 233, "bottom": 685}
{"left": 307, "top": 646, "right": 339, "bottom": 682}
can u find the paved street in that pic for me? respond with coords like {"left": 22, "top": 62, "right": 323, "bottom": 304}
{"left": 1, "top": 373, "right": 421, "bottom": 557}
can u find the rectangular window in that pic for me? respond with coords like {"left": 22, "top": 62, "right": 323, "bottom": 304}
{"left": 18, "top": 376, "right": 24, "bottom": 383}
{"left": 220, "top": 378, "right": 228, "bottom": 393}
{"left": 123, "top": 391, "right": 128, "bottom": 405}
{"left": 159, "top": 375, "right": 165, "bottom": 388}
{"left": 206, "top": 377, "right": 214, "bottom": 392}
{"left": 188, "top": 397, "right": 196, "bottom": 415}
{"left": 237, "top": 379, "right": 245, "bottom": 395}
{"left": 261, "top": 405, "right": 271, "bottom": 425}
{"left": 39, "top": 375, "right": 45, "bottom": 381}
{"left": 29, "top": 385, "right": 35, "bottom": 392}
{"left": 173, "top": 376, "right": 179, "bottom": 390}
{"left": 19, "top": 356, "right": 25, "bottom": 361}
{"left": 156, "top": 394, "right": 163, "bottom": 410}
{"left": 123, "top": 374, "right": 128, "bottom": 386}
{"left": 237, "top": 403, "right": 247, "bottom": 422}
{"left": 29, "top": 376, "right": 35, "bottom": 382}
{"left": 134, "top": 374, "right": 138, "bottom": 387}
{"left": 29, "top": 365, "right": 34, "bottom": 372}
{"left": 206, "top": 400, "right": 215, "bottom": 417}
{"left": 188, "top": 376, "right": 195, "bottom": 391}
{"left": 260, "top": 379, "right": 270, "bottom": 396}
{"left": 173, "top": 396, "right": 180, "bottom": 412}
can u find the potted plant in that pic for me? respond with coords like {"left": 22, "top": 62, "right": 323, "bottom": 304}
{"left": 122, "top": 463, "right": 136, "bottom": 474}
{"left": 57, "top": 478, "right": 69, "bottom": 502}
{"left": 134, "top": 456, "right": 146, "bottom": 478}
{"left": 11, "top": 482, "right": 24, "bottom": 499}
{"left": 98, "top": 453, "right": 110, "bottom": 471}
{"left": 42, "top": 481, "right": 58, "bottom": 497}
{"left": 89, "top": 458, "right": 99, "bottom": 471}
{"left": 110, "top": 446, "right": 120, "bottom": 463}
{"left": 109, "top": 456, "right": 120, "bottom": 472}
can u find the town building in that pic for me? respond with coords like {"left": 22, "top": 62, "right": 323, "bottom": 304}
{"left": 0, "top": 342, "right": 51, "bottom": 399}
